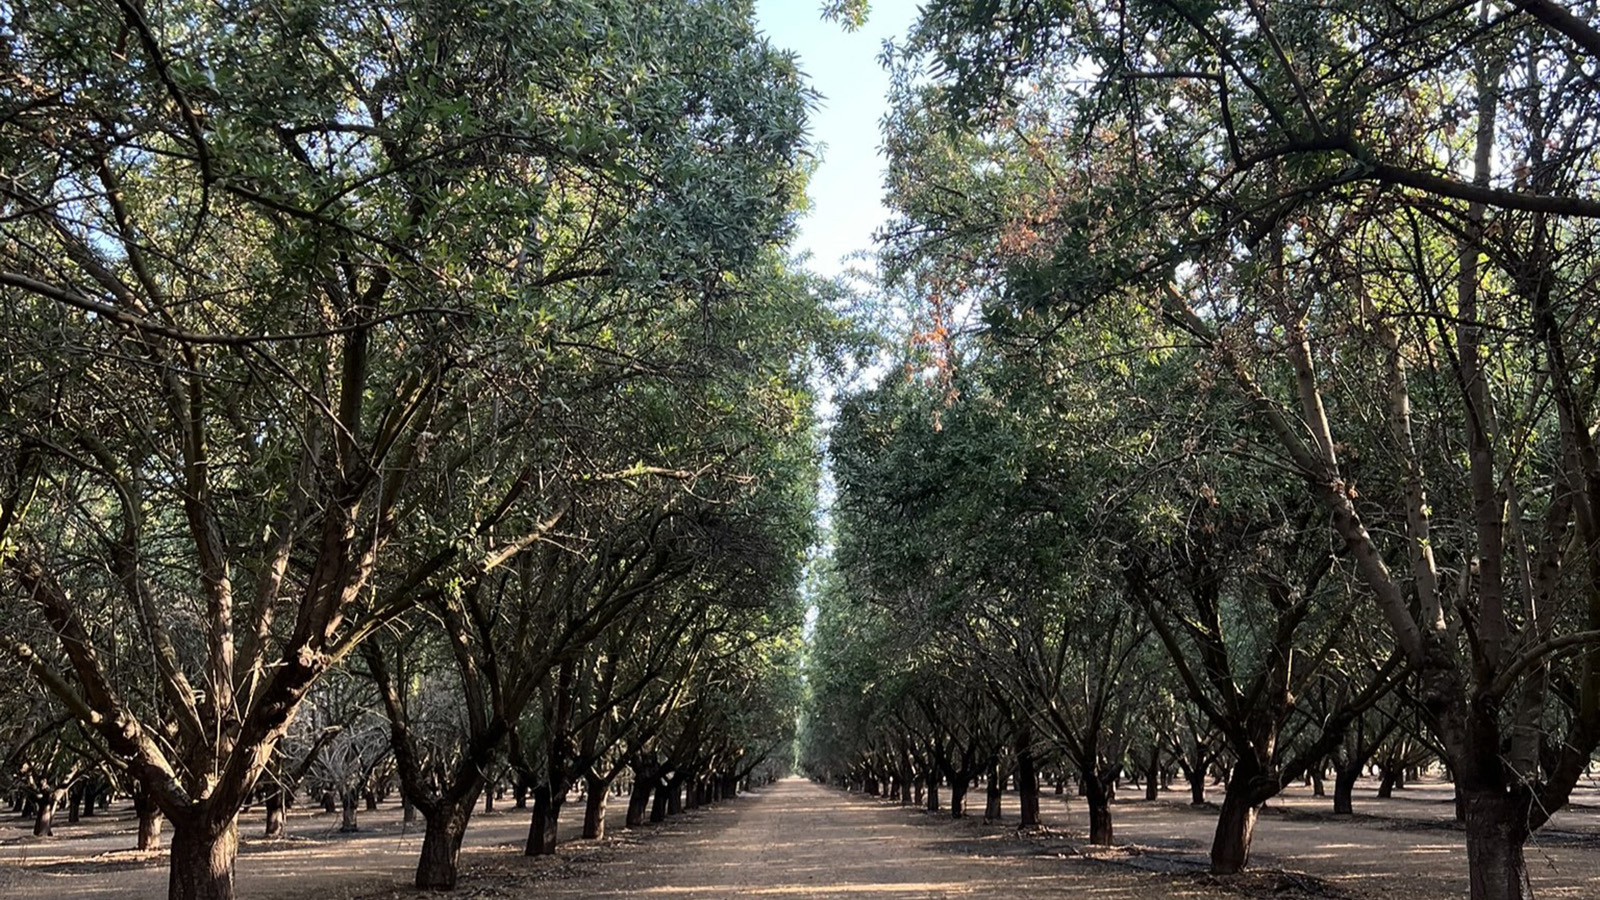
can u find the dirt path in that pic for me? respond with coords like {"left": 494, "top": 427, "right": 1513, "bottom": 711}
{"left": 528, "top": 778, "right": 1160, "bottom": 900}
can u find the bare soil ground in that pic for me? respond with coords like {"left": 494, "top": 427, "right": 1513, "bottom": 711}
{"left": 3, "top": 776, "right": 1597, "bottom": 898}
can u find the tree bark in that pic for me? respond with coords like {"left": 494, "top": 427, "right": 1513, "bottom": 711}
{"left": 33, "top": 791, "right": 56, "bottom": 837}
{"left": 983, "top": 760, "right": 1002, "bottom": 821}
{"left": 948, "top": 773, "right": 969, "bottom": 818}
{"left": 1016, "top": 748, "right": 1040, "bottom": 827}
{"left": 583, "top": 773, "right": 609, "bottom": 839}
{"left": 1083, "top": 769, "right": 1113, "bottom": 845}
{"left": 665, "top": 776, "right": 683, "bottom": 816}
{"left": 414, "top": 801, "right": 472, "bottom": 891}
{"left": 626, "top": 775, "right": 653, "bottom": 827}
{"left": 263, "top": 789, "right": 285, "bottom": 839}
{"left": 649, "top": 778, "right": 671, "bottom": 823}
{"left": 339, "top": 789, "right": 359, "bottom": 832}
{"left": 1462, "top": 788, "right": 1532, "bottom": 900}
{"left": 1377, "top": 763, "right": 1401, "bottom": 799}
{"left": 134, "top": 784, "right": 164, "bottom": 851}
{"left": 1332, "top": 763, "right": 1360, "bottom": 815}
{"left": 167, "top": 814, "right": 238, "bottom": 900}
{"left": 1209, "top": 780, "right": 1261, "bottom": 875}
{"left": 525, "top": 783, "right": 564, "bottom": 855}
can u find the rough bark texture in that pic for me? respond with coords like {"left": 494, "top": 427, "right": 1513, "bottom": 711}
{"left": 135, "top": 786, "right": 164, "bottom": 851}
{"left": 1209, "top": 783, "right": 1261, "bottom": 875}
{"left": 1332, "top": 764, "right": 1359, "bottom": 815}
{"left": 33, "top": 791, "right": 56, "bottom": 837}
{"left": 983, "top": 764, "right": 1002, "bottom": 822}
{"left": 1463, "top": 789, "right": 1532, "bottom": 900}
{"left": 1083, "top": 772, "right": 1112, "bottom": 845}
{"left": 339, "top": 790, "right": 359, "bottom": 832}
{"left": 167, "top": 815, "right": 238, "bottom": 900}
{"left": 1016, "top": 750, "right": 1040, "bottom": 827}
{"left": 525, "top": 784, "right": 564, "bottom": 855}
{"left": 414, "top": 802, "right": 471, "bottom": 891}
{"left": 626, "top": 776, "right": 653, "bottom": 827}
{"left": 263, "top": 791, "right": 285, "bottom": 838}
{"left": 583, "top": 775, "right": 609, "bottom": 839}
{"left": 948, "top": 775, "right": 969, "bottom": 819}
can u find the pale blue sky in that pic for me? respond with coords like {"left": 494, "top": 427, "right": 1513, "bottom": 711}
{"left": 754, "top": 1, "right": 924, "bottom": 278}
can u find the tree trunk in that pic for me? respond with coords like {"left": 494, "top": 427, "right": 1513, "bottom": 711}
{"left": 414, "top": 801, "right": 473, "bottom": 891}
{"left": 33, "top": 791, "right": 56, "bottom": 837}
{"left": 666, "top": 777, "right": 683, "bottom": 816}
{"left": 924, "top": 773, "right": 939, "bottom": 812}
{"left": 525, "top": 783, "right": 565, "bottom": 855}
{"left": 583, "top": 774, "right": 609, "bottom": 839}
{"left": 167, "top": 815, "right": 238, "bottom": 900}
{"left": 81, "top": 779, "right": 99, "bottom": 818}
{"left": 1083, "top": 769, "right": 1112, "bottom": 845}
{"left": 263, "top": 790, "right": 285, "bottom": 839}
{"left": 1209, "top": 779, "right": 1261, "bottom": 875}
{"left": 649, "top": 778, "right": 671, "bottom": 823}
{"left": 134, "top": 784, "right": 164, "bottom": 851}
{"left": 69, "top": 783, "right": 83, "bottom": 823}
{"left": 948, "top": 773, "right": 969, "bottom": 818}
{"left": 1016, "top": 748, "right": 1040, "bottom": 827}
{"left": 1377, "top": 765, "right": 1400, "bottom": 799}
{"left": 1463, "top": 789, "right": 1532, "bottom": 900}
{"left": 1333, "top": 764, "right": 1359, "bottom": 816}
{"left": 626, "top": 775, "right": 653, "bottom": 827}
{"left": 1184, "top": 763, "right": 1206, "bottom": 805}
{"left": 339, "top": 790, "right": 359, "bottom": 832}
{"left": 984, "top": 761, "right": 1002, "bottom": 821}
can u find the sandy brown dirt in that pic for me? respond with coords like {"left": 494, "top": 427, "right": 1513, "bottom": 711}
{"left": 3, "top": 776, "right": 1598, "bottom": 898}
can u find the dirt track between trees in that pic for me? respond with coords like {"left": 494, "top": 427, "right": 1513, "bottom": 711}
{"left": 4, "top": 775, "right": 1599, "bottom": 898}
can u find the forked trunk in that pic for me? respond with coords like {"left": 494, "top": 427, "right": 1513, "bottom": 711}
{"left": 1209, "top": 781, "right": 1260, "bottom": 875}
{"left": 414, "top": 801, "right": 473, "bottom": 891}
{"left": 1463, "top": 789, "right": 1531, "bottom": 900}
{"left": 167, "top": 815, "right": 238, "bottom": 900}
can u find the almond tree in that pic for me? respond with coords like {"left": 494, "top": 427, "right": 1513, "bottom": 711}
{"left": 0, "top": 2, "right": 812, "bottom": 899}
{"left": 886, "top": 3, "right": 1600, "bottom": 897}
